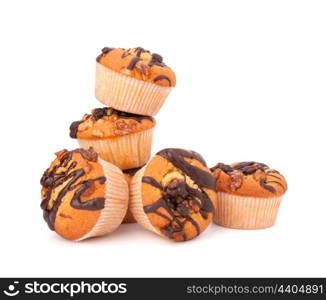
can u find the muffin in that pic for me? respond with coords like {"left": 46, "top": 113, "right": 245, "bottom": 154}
{"left": 95, "top": 47, "right": 176, "bottom": 116}
{"left": 211, "top": 161, "right": 287, "bottom": 229}
{"left": 122, "top": 167, "right": 143, "bottom": 224}
{"left": 130, "top": 148, "right": 217, "bottom": 242}
{"left": 40, "top": 148, "right": 128, "bottom": 241}
{"left": 69, "top": 107, "right": 155, "bottom": 170}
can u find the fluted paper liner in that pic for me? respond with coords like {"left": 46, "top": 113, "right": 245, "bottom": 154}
{"left": 77, "top": 159, "right": 128, "bottom": 241}
{"left": 95, "top": 62, "right": 173, "bottom": 116}
{"left": 214, "top": 192, "right": 282, "bottom": 229}
{"left": 78, "top": 128, "right": 154, "bottom": 170}
{"left": 130, "top": 166, "right": 161, "bottom": 236}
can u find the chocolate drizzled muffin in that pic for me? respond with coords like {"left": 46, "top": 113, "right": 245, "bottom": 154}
{"left": 130, "top": 148, "right": 217, "bottom": 242}
{"left": 69, "top": 107, "right": 155, "bottom": 169}
{"left": 97, "top": 47, "right": 176, "bottom": 87}
{"left": 211, "top": 161, "right": 287, "bottom": 229}
{"left": 40, "top": 148, "right": 128, "bottom": 241}
{"left": 95, "top": 47, "right": 176, "bottom": 116}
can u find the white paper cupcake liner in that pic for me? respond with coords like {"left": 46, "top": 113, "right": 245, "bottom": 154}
{"left": 77, "top": 128, "right": 154, "bottom": 170}
{"left": 95, "top": 62, "right": 173, "bottom": 116}
{"left": 76, "top": 159, "right": 128, "bottom": 241}
{"left": 129, "top": 166, "right": 161, "bottom": 236}
{"left": 214, "top": 192, "right": 282, "bottom": 229}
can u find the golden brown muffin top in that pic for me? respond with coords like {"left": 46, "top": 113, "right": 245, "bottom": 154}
{"left": 140, "top": 148, "right": 217, "bottom": 242}
{"left": 96, "top": 47, "right": 176, "bottom": 87}
{"left": 40, "top": 148, "right": 106, "bottom": 240}
{"left": 69, "top": 107, "right": 155, "bottom": 140}
{"left": 211, "top": 161, "right": 287, "bottom": 198}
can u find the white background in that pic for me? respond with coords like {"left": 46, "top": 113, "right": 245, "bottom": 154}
{"left": 0, "top": 0, "right": 325, "bottom": 277}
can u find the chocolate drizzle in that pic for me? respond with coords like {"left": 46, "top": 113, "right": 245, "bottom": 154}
{"left": 149, "top": 53, "right": 165, "bottom": 67}
{"left": 40, "top": 149, "right": 106, "bottom": 230}
{"left": 211, "top": 161, "right": 287, "bottom": 193}
{"left": 98, "top": 47, "right": 168, "bottom": 71}
{"left": 116, "top": 110, "right": 153, "bottom": 122}
{"left": 92, "top": 107, "right": 109, "bottom": 121}
{"left": 127, "top": 57, "right": 140, "bottom": 70}
{"left": 98, "top": 46, "right": 170, "bottom": 83}
{"left": 74, "top": 148, "right": 98, "bottom": 161}
{"left": 92, "top": 107, "right": 153, "bottom": 123}
{"left": 70, "top": 176, "right": 106, "bottom": 210}
{"left": 153, "top": 75, "right": 172, "bottom": 86}
{"left": 69, "top": 121, "right": 84, "bottom": 138}
{"left": 122, "top": 166, "right": 143, "bottom": 177}
{"left": 157, "top": 149, "right": 215, "bottom": 190}
{"left": 96, "top": 47, "right": 114, "bottom": 62}
{"left": 142, "top": 176, "right": 163, "bottom": 190}
{"left": 121, "top": 48, "right": 166, "bottom": 67}
{"left": 152, "top": 53, "right": 163, "bottom": 63}
{"left": 135, "top": 47, "right": 146, "bottom": 57}
{"left": 259, "top": 178, "right": 276, "bottom": 193}
{"left": 142, "top": 149, "right": 216, "bottom": 241}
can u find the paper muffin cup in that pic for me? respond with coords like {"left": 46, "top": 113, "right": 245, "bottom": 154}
{"left": 129, "top": 166, "right": 161, "bottom": 235}
{"left": 214, "top": 192, "right": 282, "bottom": 229}
{"left": 95, "top": 62, "right": 173, "bottom": 116}
{"left": 77, "top": 128, "right": 154, "bottom": 170}
{"left": 76, "top": 159, "right": 128, "bottom": 241}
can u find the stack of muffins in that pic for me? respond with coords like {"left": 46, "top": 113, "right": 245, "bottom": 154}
{"left": 40, "top": 46, "right": 288, "bottom": 242}
{"left": 71, "top": 47, "right": 176, "bottom": 225}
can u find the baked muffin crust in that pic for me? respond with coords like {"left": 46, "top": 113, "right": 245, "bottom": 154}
{"left": 136, "top": 148, "right": 217, "bottom": 242}
{"left": 211, "top": 161, "right": 287, "bottom": 198}
{"left": 96, "top": 47, "right": 176, "bottom": 87}
{"left": 69, "top": 107, "right": 155, "bottom": 140}
{"left": 40, "top": 148, "right": 106, "bottom": 240}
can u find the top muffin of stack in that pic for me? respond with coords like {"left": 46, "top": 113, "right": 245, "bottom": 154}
{"left": 95, "top": 46, "right": 176, "bottom": 116}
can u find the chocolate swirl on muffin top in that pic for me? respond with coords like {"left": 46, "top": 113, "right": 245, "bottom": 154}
{"left": 121, "top": 47, "right": 166, "bottom": 68}
{"left": 211, "top": 161, "right": 287, "bottom": 194}
{"left": 142, "top": 149, "right": 217, "bottom": 241}
{"left": 96, "top": 47, "right": 175, "bottom": 87}
{"left": 69, "top": 107, "right": 155, "bottom": 139}
{"left": 40, "top": 148, "right": 106, "bottom": 230}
